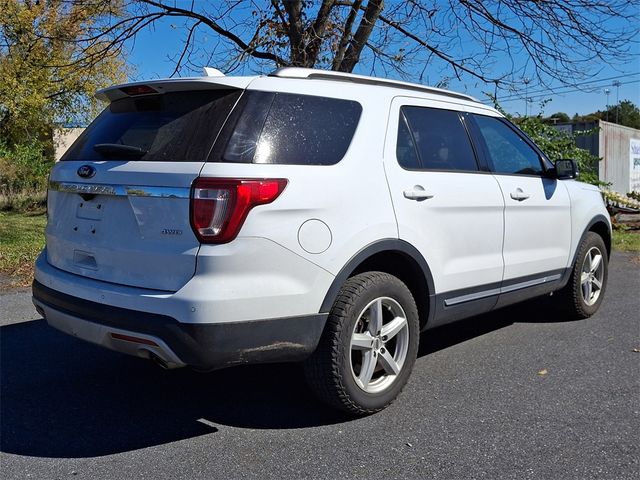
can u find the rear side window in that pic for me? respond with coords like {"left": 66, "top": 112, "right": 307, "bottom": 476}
{"left": 473, "top": 115, "right": 543, "bottom": 175}
{"left": 62, "top": 90, "right": 241, "bottom": 162}
{"left": 397, "top": 106, "right": 478, "bottom": 171}
{"left": 214, "top": 91, "right": 362, "bottom": 165}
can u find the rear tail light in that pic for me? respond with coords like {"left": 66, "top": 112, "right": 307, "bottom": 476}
{"left": 190, "top": 178, "right": 287, "bottom": 244}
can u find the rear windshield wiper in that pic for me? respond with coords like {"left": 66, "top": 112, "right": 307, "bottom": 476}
{"left": 93, "top": 143, "right": 148, "bottom": 158}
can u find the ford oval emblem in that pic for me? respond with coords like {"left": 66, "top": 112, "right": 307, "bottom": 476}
{"left": 77, "top": 165, "right": 96, "bottom": 179}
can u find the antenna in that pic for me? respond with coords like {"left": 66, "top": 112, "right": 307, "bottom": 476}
{"left": 202, "top": 67, "right": 225, "bottom": 77}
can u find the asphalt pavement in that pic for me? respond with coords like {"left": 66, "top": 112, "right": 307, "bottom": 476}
{"left": 1, "top": 252, "right": 638, "bottom": 479}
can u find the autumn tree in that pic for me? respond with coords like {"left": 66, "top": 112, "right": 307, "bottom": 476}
{"left": 0, "top": 0, "right": 128, "bottom": 146}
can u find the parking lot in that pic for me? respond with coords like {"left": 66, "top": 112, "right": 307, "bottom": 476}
{"left": 1, "top": 252, "right": 638, "bottom": 479}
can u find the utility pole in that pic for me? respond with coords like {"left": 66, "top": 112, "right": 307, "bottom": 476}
{"left": 523, "top": 77, "right": 530, "bottom": 117}
{"left": 604, "top": 88, "right": 610, "bottom": 122}
{"left": 612, "top": 80, "right": 621, "bottom": 124}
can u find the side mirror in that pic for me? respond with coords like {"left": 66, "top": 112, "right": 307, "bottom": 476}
{"left": 554, "top": 159, "right": 578, "bottom": 179}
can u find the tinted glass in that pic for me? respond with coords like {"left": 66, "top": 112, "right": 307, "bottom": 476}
{"left": 396, "top": 112, "right": 420, "bottom": 169}
{"left": 473, "top": 115, "right": 543, "bottom": 175}
{"left": 399, "top": 106, "right": 478, "bottom": 171}
{"left": 62, "top": 90, "right": 241, "bottom": 162}
{"left": 219, "top": 91, "right": 362, "bottom": 165}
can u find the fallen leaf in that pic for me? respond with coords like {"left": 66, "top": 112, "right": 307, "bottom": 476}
{"left": 537, "top": 369, "right": 548, "bottom": 376}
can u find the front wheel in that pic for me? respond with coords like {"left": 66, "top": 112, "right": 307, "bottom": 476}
{"left": 304, "top": 272, "right": 420, "bottom": 415}
{"left": 559, "top": 232, "right": 609, "bottom": 319}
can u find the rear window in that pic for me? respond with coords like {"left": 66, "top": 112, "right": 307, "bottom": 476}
{"left": 212, "top": 91, "right": 362, "bottom": 165}
{"left": 62, "top": 90, "right": 241, "bottom": 162}
{"left": 398, "top": 106, "right": 478, "bottom": 171}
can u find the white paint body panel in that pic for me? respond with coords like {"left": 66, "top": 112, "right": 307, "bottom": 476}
{"left": 493, "top": 175, "right": 572, "bottom": 279}
{"left": 46, "top": 161, "right": 203, "bottom": 291}
{"left": 563, "top": 181, "right": 611, "bottom": 263}
{"left": 35, "top": 234, "right": 334, "bottom": 324}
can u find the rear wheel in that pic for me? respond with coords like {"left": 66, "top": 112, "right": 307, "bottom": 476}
{"left": 559, "top": 232, "right": 608, "bottom": 319}
{"left": 304, "top": 272, "right": 420, "bottom": 415}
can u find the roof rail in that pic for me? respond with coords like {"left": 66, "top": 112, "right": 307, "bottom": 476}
{"left": 269, "top": 67, "right": 478, "bottom": 103}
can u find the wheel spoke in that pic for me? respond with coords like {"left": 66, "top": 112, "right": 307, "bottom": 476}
{"left": 357, "top": 351, "right": 377, "bottom": 389}
{"left": 378, "top": 349, "right": 400, "bottom": 375}
{"left": 590, "top": 253, "right": 602, "bottom": 273}
{"left": 381, "top": 316, "right": 407, "bottom": 341}
{"left": 592, "top": 277, "right": 602, "bottom": 289}
{"left": 368, "top": 299, "right": 383, "bottom": 336}
{"left": 583, "top": 279, "right": 592, "bottom": 302}
{"left": 581, "top": 272, "right": 590, "bottom": 284}
{"left": 351, "top": 332, "right": 374, "bottom": 351}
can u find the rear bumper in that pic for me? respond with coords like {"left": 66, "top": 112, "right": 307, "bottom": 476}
{"left": 33, "top": 280, "right": 327, "bottom": 370}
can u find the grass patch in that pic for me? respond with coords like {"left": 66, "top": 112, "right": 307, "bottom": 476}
{"left": 0, "top": 210, "right": 46, "bottom": 287}
{"left": 612, "top": 228, "right": 640, "bottom": 253}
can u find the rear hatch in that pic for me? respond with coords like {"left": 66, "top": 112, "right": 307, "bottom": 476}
{"left": 46, "top": 82, "right": 246, "bottom": 291}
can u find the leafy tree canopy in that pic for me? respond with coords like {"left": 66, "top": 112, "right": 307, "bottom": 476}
{"left": 593, "top": 100, "right": 640, "bottom": 130}
{"left": 0, "top": 0, "right": 128, "bottom": 147}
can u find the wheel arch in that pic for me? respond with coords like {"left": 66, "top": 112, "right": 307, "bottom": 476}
{"left": 320, "top": 240, "right": 435, "bottom": 330}
{"left": 560, "top": 214, "right": 611, "bottom": 288}
{"left": 587, "top": 216, "right": 611, "bottom": 258}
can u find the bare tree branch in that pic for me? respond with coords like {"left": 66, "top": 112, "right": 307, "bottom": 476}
{"left": 338, "top": 0, "right": 384, "bottom": 72}
{"left": 140, "top": 0, "right": 287, "bottom": 65}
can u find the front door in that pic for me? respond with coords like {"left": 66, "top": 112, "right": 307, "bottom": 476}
{"left": 470, "top": 114, "right": 571, "bottom": 282}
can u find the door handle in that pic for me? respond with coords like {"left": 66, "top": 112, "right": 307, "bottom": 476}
{"left": 510, "top": 188, "right": 530, "bottom": 201}
{"left": 403, "top": 186, "right": 434, "bottom": 201}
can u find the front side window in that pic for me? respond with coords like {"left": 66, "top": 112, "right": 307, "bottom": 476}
{"left": 396, "top": 106, "right": 478, "bottom": 171}
{"left": 218, "top": 91, "right": 362, "bottom": 165}
{"left": 473, "top": 115, "right": 543, "bottom": 175}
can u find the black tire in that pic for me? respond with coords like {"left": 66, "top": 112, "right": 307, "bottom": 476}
{"left": 304, "top": 272, "right": 420, "bottom": 415}
{"left": 558, "top": 231, "right": 609, "bottom": 319}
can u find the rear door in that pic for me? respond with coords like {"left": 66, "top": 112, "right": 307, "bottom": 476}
{"left": 383, "top": 98, "right": 505, "bottom": 321}
{"left": 46, "top": 87, "right": 242, "bottom": 291}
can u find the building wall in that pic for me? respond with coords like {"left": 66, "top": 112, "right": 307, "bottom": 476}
{"left": 554, "top": 120, "right": 640, "bottom": 194}
{"left": 598, "top": 121, "right": 640, "bottom": 194}
{"left": 53, "top": 128, "right": 84, "bottom": 161}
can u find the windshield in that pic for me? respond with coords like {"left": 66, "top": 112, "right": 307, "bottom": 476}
{"left": 62, "top": 89, "right": 242, "bottom": 162}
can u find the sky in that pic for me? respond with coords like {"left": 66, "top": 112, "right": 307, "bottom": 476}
{"left": 124, "top": 6, "right": 640, "bottom": 118}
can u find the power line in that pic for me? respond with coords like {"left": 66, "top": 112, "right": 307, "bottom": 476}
{"left": 498, "top": 78, "right": 640, "bottom": 104}
{"left": 498, "top": 73, "right": 640, "bottom": 102}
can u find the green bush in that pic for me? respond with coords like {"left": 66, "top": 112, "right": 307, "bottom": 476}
{"left": 515, "top": 116, "right": 603, "bottom": 186}
{"left": 0, "top": 141, "right": 53, "bottom": 210}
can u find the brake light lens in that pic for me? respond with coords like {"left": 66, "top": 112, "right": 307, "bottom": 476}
{"left": 119, "top": 84, "right": 158, "bottom": 96}
{"left": 190, "top": 178, "right": 287, "bottom": 244}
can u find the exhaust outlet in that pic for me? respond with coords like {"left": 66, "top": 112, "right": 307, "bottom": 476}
{"left": 147, "top": 351, "right": 170, "bottom": 370}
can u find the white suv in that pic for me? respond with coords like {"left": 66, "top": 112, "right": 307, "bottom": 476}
{"left": 33, "top": 68, "right": 611, "bottom": 414}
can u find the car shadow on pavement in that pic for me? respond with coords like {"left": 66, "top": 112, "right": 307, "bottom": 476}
{"left": 418, "top": 294, "right": 578, "bottom": 357}
{"left": 1, "top": 298, "right": 572, "bottom": 459}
